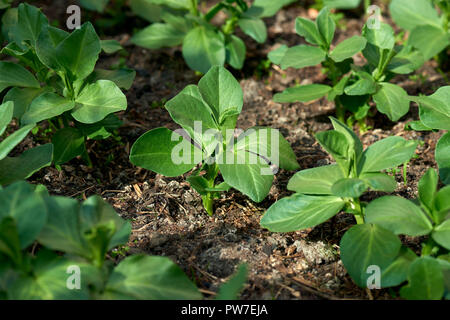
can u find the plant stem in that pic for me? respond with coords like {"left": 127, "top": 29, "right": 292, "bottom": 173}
{"left": 335, "top": 96, "right": 345, "bottom": 122}
{"left": 353, "top": 199, "right": 365, "bottom": 224}
{"left": 190, "top": 0, "right": 199, "bottom": 16}
{"left": 202, "top": 195, "right": 214, "bottom": 216}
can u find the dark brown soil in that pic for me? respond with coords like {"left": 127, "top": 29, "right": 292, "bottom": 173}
{"left": 4, "top": 1, "right": 449, "bottom": 300}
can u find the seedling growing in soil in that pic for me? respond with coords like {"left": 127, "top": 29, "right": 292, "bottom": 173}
{"left": 355, "top": 168, "right": 450, "bottom": 300}
{"left": 390, "top": 0, "right": 450, "bottom": 63}
{"left": 0, "top": 101, "right": 53, "bottom": 186}
{"left": 406, "top": 86, "right": 450, "bottom": 185}
{"left": 0, "top": 181, "right": 202, "bottom": 300}
{"left": 130, "top": 66, "right": 299, "bottom": 215}
{"left": 0, "top": 3, "right": 135, "bottom": 165}
{"left": 269, "top": 8, "right": 424, "bottom": 130}
{"left": 260, "top": 116, "right": 418, "bottom": 231}
{"left": 130, "top": 0, "right": 295, "bottom": 73}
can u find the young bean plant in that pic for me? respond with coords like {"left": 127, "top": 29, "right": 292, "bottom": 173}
{"left": 260, "top": 116, "right": 418, "bottom": 231}
{"left": 269, "top": 7, "right": 424, "bottom": 130}
{"left": 129, "top": 66, "right": 299, "bottom": 215}
{"left": 130, "top": 0, "right": 296, "bottom": 73}
{"left": 0, "top": 101, "right": 53, "bottom": 186}
{"left": 0, "top": 3, "right": 135, "bottom": 166}
{"left": 361, "top": 168, "right": 450, "bottom": 300}
{"left": 390, "top": 0, "right": 450, "bottom": 64}
{"left": 0, "top": 181, "right": 202, "bottom": 299}
{"left": 407, "top": 86, "right": 450, "bottom": 185}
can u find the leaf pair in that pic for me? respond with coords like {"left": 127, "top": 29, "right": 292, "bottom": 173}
{"left": 260, "top": 117, "right": 418, "bottom": 232}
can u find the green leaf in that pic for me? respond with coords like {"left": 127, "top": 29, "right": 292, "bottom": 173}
{"left": 274, "top": 84, "right": 331, "bottom": 103}
{"left": 315, "top": 130, "right": 351, "bottom": 174}
{"left": 234, "top": 127, "right": 299, "bottom": 170}
{"left": 360, "top": 172, "right": 397, "bottom": 192}
{"left": 287, "top": 164, "right": 344, "bottom": 195}
{"left": 362, "top": 22, "right": 395, "bottom": 50}
{"left": 416, "top": 86, "right": 450, "bottom": 130}
{"left": 344, "top": 72, "right": 376, "bottom": 96}
{"left": 198, "top": 66, "right": 243, "bottom": 122}
{"left": 357, "top": 136, "right": 418, "bottom": 173}
{"left": 129, "top": 0, "right": 163, "bottom": 22}
{"left": 260, "top": 194, "right": 345, "bottom": 232}
{"left": 323, "top": 0, "right": 360, "bottom": 9}
{"left": 56, "top": 22, "right": 101, "bottom": 81}
{"left": 52, "top": 127, "right": 85, "bottom": 165}
{"left": 78, "top": 114, "right": 122, "bottom": 140}
{"left": 21, "top": 93, "right": 75, "bottom": 125}
{"left": 387, "top": 45, "right": 424, "bottom": 74}
{"left": 277, "top": 45, "right": 326, "bottom": 70}
{"left": 3, "top": 87, "right": 49, "bottom": 120}
{"left": 225, "top": 35, "right": 246, "bottom": 70}
{"left": 400, "top": 257, "right": 445, "bottom": 300}
{"left": 216, "top": 264, "right": 248, "bottom": 300}
{"left": 9, "top": 252, "right": 90, "bottom": 299}
{"left": 131, "top": 23, "right": 184, "bottom": 49}
{"left": 88, "top": 68, "right": 136, "bottom": 90}
{"left": 103, "top": 255, "right": 202, "bottom": 300}
{"left": 130, "top": 127, "right": 199, "bottom": 177}
{"left": 219, "top": 150, "right": 274, "bottom": 202}
{"left": 331, "top": 178, "right": 368, "bottom": 198}
{"left": 0, "top": 61, "right": 40, "bottom": 94}
{"left": 432, "top": 220, "right": 450, "bottom": 250}
{"left": 419, "top": 168, "right": 438, "bottom": 212}
{"left": 0, "top": 181, "right": 47, "bottom": 248}
{"left": 79, "top": 195, "right": 131, "bottom": 252}
{"left": 0, "top": 217, "right": 22, "bottom": 267}
{"left": 436, "top": 133, "right": 450, "bottom": 185}
{"left": 0, "top": 123, "right": 34, "bottom": 161}
{"left": 330, "top": 116, "right": 363, "bottom": 158}
{"left": 238, "top": 17, "right": 267, "bottom": 44}
{"left": 389, "top": 0, "right": 441, "bottom": 31}
{"left": 100, "top": 39, "right": 123, "bottom": 54}
{"left": 182, "top": 26, "right": 226, "bottom": 74}
{"left": 295, "top": 17, "right": 324, "bottom": 46}
{"left": 373, "top": 83, "right": 410, "bottom": 121}
{"left": 37, "top": 196, "right": 86, "bottom": 257}
{"left": 35, "top": 25, "right": 69, "bottom": 71}
{"left": 408, "top": 25, "right": 450, "bottom": 61}
{"left": 0, "top": 101, "right": 14, "bottom": 136}
{"left": 381, "top": 246, "right": 418, "bottom": 288}
{"left": 72, "top": 80, "right": 127, "bottom": 124}
{"left": 165, "top": 92, "right": 218, "bottom": 151}
{"left": 434, "top": 185, "right": 450, "bottom": 223}
{"left": 330, "top": 36, "right": 366, "bottom": 62}
{"left": 316, "top": 7, "right": 335, "bottom": 47}
{"left": 340, "top": 224, "right": 401, "bottom": 288}
{"left": 16, "top": 3, "right": 48, "bottom": 46}
{"left": 366, "top": 196, "right": 433, "bottom": 236}
{"left": 0, "top": 144, "right": 53, "bottom": 186}
{"left": 268, "top": 45, "right": 288, "bottom": 65}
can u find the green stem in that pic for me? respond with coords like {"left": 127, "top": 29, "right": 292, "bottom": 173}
{"left": 202, "top": 195, "right": 214, "bottom": 216}
{"left": 353, "top": 199, "right": 365, "bottom": 224}
{"left": 335, "top": 96, "right": 345, "bottom": 122}
{"left": 190, "top": 0, "right": 199, "bottom": 16}
{"left": 374, "top": 49, "right": 396, "bottom": 81}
